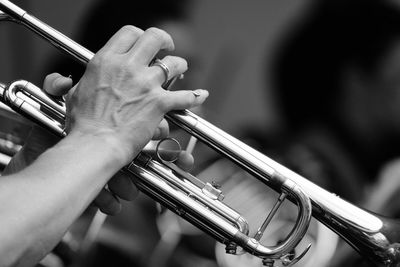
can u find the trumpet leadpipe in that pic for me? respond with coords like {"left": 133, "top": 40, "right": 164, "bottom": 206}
{"left": 2, "top": 0, "right": 399, "bottom": 265}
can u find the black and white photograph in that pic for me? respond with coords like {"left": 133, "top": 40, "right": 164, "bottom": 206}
{"left": 0, "top": 1, "right": 399, "bottom": 266}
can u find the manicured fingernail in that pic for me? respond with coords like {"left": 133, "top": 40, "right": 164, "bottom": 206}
{"left": 192, "top": 91, "right": 201, "bottom": 97}
{"left": 193, "top": 89, "right": 209, "bottom": 98}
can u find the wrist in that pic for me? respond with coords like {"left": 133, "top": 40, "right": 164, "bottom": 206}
{"left": 65, "top": 129, "right": 134, "bottom": 167}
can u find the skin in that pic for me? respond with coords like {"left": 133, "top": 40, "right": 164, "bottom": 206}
{"left": 0, "top": 25, "right": 208, "bottom": 267}
{"left": 4, "top": 74, "right": 195, "bottom": 215}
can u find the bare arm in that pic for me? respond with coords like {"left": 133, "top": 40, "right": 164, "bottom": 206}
{"left": 0, "top": 132, "right": 123, "bottom": 266}
{"left": 0, "top": 25, "right": 208, "bottom": 267}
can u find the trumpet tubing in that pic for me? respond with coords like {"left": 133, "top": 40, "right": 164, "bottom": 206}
{"left": 0, "top": 1, "right": 400, "bottom": 266}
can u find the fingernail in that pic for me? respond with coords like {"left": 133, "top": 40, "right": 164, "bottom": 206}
{"left": 193, "top": 89, "right": 209, "bottom": 98}
{"left": 192, "top": 91, "right": 201, "bottom": 97}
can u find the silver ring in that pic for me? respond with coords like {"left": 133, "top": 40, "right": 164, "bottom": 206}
{"left": 152, "top": 59, "right": 170, "bottom": 84}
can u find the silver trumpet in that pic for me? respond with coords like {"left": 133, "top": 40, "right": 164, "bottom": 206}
{"left": 0, "top": 1, "right": 399, "bottom": 266}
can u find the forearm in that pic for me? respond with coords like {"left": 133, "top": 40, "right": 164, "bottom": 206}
{"left": 0, "top": 21, "right": 208, "bottom": 267}
{"left": 0, "top": 131, "right": 125, "bottom": 266}
{"left": 3, "top": 126, "right": 60, "bottom": 176}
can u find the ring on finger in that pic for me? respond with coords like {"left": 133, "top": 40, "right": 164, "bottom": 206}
{"left": 152, "top": 59, "right": 170, "bottom": 85}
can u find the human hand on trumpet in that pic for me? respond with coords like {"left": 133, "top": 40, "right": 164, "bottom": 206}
{"left": 5, "top": 45, "right": 207, "bottom": 215}
{"left": 3, "top": 23, "right": 209, "bottom": 226}
{"left": 0, "top": 23, "right": 210, "bottom": 265}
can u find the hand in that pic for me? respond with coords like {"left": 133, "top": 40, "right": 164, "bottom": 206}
{"left": 8, "top": 70, "right": 202, "bottom": 214}
{"left": 64, "top": 26, "right": 208, "bottom": 214}
{"left": 65, "top": 26, "right": 208, "bottom": 165}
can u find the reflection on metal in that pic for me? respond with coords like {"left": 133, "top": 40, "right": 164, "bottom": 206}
{"left": 0, "top": 1, "right": 400, "bottom": 266}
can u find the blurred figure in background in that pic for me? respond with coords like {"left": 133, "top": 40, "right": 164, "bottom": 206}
{"left": 41, "top": 0, "right": 195, "bottom": 87}
{"left": 273, "top": 0, "right": 400, "bottom": 208}
{"left": 269, "top": 0, "right": 400, "bottom": 265}
{"left": 210, "top": 0, "right": 400, "bottom": 266}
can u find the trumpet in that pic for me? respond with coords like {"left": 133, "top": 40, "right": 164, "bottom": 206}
{"left": 0, "top": 1, "right": 399, "bottom": 266}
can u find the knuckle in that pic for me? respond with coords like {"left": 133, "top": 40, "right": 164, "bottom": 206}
{"left": 120, "top": 25, "right": 143, "bottom": 36}
{"left": 88, "top": 52, "right": 122, "bottom": 73}
{"left": 146, "top": 27, "right": 170, "bottom": 43}
{"left": 88, "top": 54, "right": 106, "bottom": 69}
{"left": 135, "top": 73, "right": 157, "bottom": 93}
{"left": 119, "top": 60, "right": 135, "bottom": 74}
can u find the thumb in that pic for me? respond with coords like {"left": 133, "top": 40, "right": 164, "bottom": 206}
{"left": 42, "top": 73, "right": 73, "bottom": 96}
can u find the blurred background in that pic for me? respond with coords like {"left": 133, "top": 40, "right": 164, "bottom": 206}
{"left": 2, "top": 0, "right": 400, "bottom": 266}
{"left": 0, "top": 0, "right": 312, "bottom": 133}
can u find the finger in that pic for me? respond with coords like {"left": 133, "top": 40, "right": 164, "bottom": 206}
{"left": 42, "top": 73, "right": 73, "bottom": 96}
{"left": 156, "top": 149, "right": 181, "bottom": 162}
{"left": 152, "top": 119, "right": 169, "bottom": 140}
{"left": 128, "top": 27, "right": 174, "bottom": 65}
{"left": 161, "top": 89, "right": 209, "bottom": 112}
{"left": 93, "top": 188, "right": 121, "bottom": 215}
{"left": 108, "top": 171, "right": 139, "bottom": 201}
{"left": 99, "top": 25, "right": 144, "bottom": 55}
{"left": 150, "top": 56, "right": 188, "bottom": 85}
{"left": 175, "top": 151, "right": 194, "bottom": 171}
